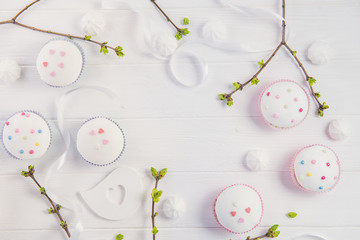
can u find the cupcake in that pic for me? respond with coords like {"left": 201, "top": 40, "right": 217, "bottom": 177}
{"left": 2, "top": 111, "right": 51, "bottom": 160}
{"left": 76, "top": 117, "right": 125, "bottom": 166}
{"left": 36, "top": 39, "right": 84, "bottom": 87}
{"left": 214, "top": 184, "right": 263, "bottom": 234}
{"left": 259, "top": 80, "right": 310, "bottom": 129}
{"left": 291, "top": 144, "right": 341, "bottom": 193}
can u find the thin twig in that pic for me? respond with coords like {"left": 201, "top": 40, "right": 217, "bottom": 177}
{"left": 150, "top": 0, "right": 181, "bottom": 32}
{"left": 151, "top": 178, "right": 159, "bottom": 240}
{"left": 12, "top": 0, "right": 40, "bottom": 22}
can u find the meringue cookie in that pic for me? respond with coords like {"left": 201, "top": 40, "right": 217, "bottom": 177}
{"left": 0, "top": 59, "right": 21, "bottom": 84}
{"left": 245, "top": 150, "right": 268, "bottom": 171}
{"left": 328, "top": 119, "right": 348, "bottom": 141}
{"left": 307, "top": 40, "right": 330, "bottom": 65}
{"left": 162, "top": 196, "right": 186, "bottom": 219}
{"left": 201, "top": 20, "right": 228, "bottom": 42}
{"left": 151, "top": 32, "right": 178, "bottom": 57}
{"left": 81, "top": 11, "right": 106, "bottom": 36}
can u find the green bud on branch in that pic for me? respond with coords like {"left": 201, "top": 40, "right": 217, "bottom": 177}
{"left": 115, "top": 234, "right": 124, "bottom": 240}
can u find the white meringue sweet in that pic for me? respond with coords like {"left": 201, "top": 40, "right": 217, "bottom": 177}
{"left": 201, "top": 20, "right": 228, "bottom": 42}
{"left": 161, "top": 196, "right": 186, "bottom": 219}
{"left": 0, "top": 59, "right": 21, "bottom": 84}
{"left": 328, "top": 119, "right": 348, "bottom": 141}
{"left": 307, "top": 40, "right": 330, "bottom": 65}
{"left": 150, "top": 32, "right": 178, "bottom": 57}
{"left": 81, "top": 11, "right": 106, "bottom": 36}
{"left": 245, "top": 150, "right": 268, "bottom": 171}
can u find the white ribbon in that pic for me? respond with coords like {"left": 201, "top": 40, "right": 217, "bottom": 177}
{"left": 102, "top": 0, "right": 290, "bottom": 88}
{"left": 44, "top": 86, "right": 119, "bottom": 239}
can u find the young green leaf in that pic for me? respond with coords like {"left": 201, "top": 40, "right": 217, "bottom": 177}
{"left": 318, "top": 109, "right": 324, "bottom": 117}
{"left": 56, "top": 204, "right": 62, "bottom": 211}
{"left": 315, "top": 92, "right": 321, "bottom": 98}
{"left": 175, "top": 31, "right": 182, "bottom": 40}
{"left": 227, "top": 98, "right": 233, "bottom": 107}
{"left": 60, "top": 221, "right": 67, "bottom": 229}
{"left": 159, "top": 168, "right": 167, "bottom": 179}
{"left": 115, "top": 234, "right": 124, "bottom": 240}
{"left": 85, "top": 35, "right": 92, "bottom": 40}
{"left": 100, "top": 45, "right": 109, "bottom": 55}
{"left": 257, "top": 60, "right": 264, "bottom": 68}
{"left": 183, "top": 17, "right": 189, "bottom": 25}
{"left": 152, "top": 226, "right": 159, "bottom": 235}
{"left": 181, "top": 28, "right": 190, "bottom": 35}
{"left": 270, "top": 224, "right": 279, "bottom": 232}
{"left": 48, "top": 208, "right": 55, "bottom": 214}
{"left": 273, "top": 231, "right": 280, "bottom": 237}
{"left": 28, "top": 165, "right": 35, "bottom": 174}
{"left": 251, "top": 77, "right": 260, "bottom": 85}
{"left": 233, "top": 82, "right": 242, "bottom": 90}
{"left": 40, "top": 187, "right": 46, "bottom": 195}
{"left": 287, "top": 212, "right": 297, "bottom": 218}
{"left": 151, "top": 167, "right": 158, "bottom": 178}
{"left": 115, "top": 46, "right": 125, "bottom": 57}
{"left": 308, "top": 77, "right": 316, "bottom": 86}
{"left": 218, "top": 94, "right": 227, "bottom": 100}
{"left": 292, "top": 51, "right": 297, "bottom": 57}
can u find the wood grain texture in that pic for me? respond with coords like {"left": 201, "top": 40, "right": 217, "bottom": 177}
{"left": 0, "top": 0, "right": 359, "bottom": 239}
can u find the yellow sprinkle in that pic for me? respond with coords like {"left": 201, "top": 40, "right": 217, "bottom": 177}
{"left": 307, "top": 172, "right": 312, "bottom": 177}
{"left": 23, "top": 136, "right": 27, "bottom": 140}
{"left": 35, "top": 142, "right": 39, "bottom": 146}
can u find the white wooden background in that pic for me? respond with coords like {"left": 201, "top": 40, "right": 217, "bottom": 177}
{"left": 0, "top": 0, "right": 360, "bottom": 239}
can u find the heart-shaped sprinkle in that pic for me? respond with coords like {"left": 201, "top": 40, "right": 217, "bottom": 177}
{"left": 89, "top": 130, "right": 95, "bottom": 136}
{"left": 5, "top": 122, "right": 9, "bottom": 126}
{"left": 230, "top": 211, "right": 236, "bottom": 217}
{"left": 43, "top": 62, "right": 48, "bottom": 67}
{"left": 98, "top": 128, "right": 104, "bottom": 134}
{"left": 266, "top": 92, "right": 270, "bottom": 96}
{"left": 50, "top": 71, "right": 56, "bottom": 77}
{"left": 103, "top": 139, "right": 109, "bottom": 145}
{"left": 25, "top": 113, "right": 30, "bottom": 117}
{"left": 294, "top": 97, "right": 298, "bottom": 102}
{"left": 58, "top": 63, "right": 64, "bottom": 68}
{"left": 60, "top": 51, "right": 66, "bottom": 57}
{"left": 275, "top": 95, "right": 280, "bottom": 99}
{"left": 14, "top": 128, "right": 19, "bottom": 133}
{"left": 49, "top": 49, "right": 55, "bottom": 55}
{"left": 21, "top": 112, "right": 25, "bottom": 116}
{"left": 30, "top": 129, "right": 35, "bottom": 134}
{"left": 29, "top": 150, "right": 34, "bottom": 154}
{"left": 245, "top": 207, "right": 251, "bottom": 214}
{"left": 299, "top": 108, "right": 303, "bottom": 113}
{"left": 238, "top": 218, "right": 245, "bottom": 223}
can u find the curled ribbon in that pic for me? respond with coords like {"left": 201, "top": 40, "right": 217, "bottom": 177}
{"left": 44, "top": 85, "right": 120, "bottom": 239}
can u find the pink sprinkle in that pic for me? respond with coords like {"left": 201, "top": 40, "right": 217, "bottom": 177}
{"left": 275, "top": 95, "right": 280, "bottom": 99}
{"left": 60, "top": 51, "right": 66, "bottom": 57}
{"left": 89, "top": 130, "right": 95, "bottom": 136}
{"left": 299, "top": 108, "right": 303, "bottom": 112}
{"left": 49, "top": 49, "right": 55, "bottom": 55}
{"left": 230, "top": 211, "right": 236, "bottom": 217}
{"left": 266, "top": 92, "right": 270, "bottom": 96}
{"left": 30, "top": 129, "right": 35, "bottom": 134}
{"left": 25, "top": 113, "right": 30, "bottom": 117}
{"left": 50, "top": 72, "right": 56, "bottom": 77}
{"left": 272, "top": 113, "right": 278, "bottom": 118}
{"left": 326, "top": 162, "right": 330, "bottom": 167}
{"left": 103, "top": 139, "right": 109, "bottom": 145}
{"left": 311, "top": 160, "right": 316, "bottom": 164}
{"left": 291, "top": 119, "right": 295, "bottom": 123}
{"left": 238, "top": 218, "right": 245, "bottom": 223}
{"left": 321, "top": 176, "right": 326, "bottom": 180}
{"left": 21, "top": 112, "right": 25, "bottom": 116}
{"left": 294, "top": 98, "right": 298, "bottom": 102}
{"left": 58, "top": 63, "right": 64, "bottom": 68}
{"left": 14, "top": 128, "right": 19, "bottom": 133}
{"left": 5, "top": 122, "right": 9, "bottom": 126}
{"left": 29, "top": 150, "right": 34, "bottom": 154}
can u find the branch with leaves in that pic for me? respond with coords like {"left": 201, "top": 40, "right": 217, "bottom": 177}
{"left": 150, "top": 0, "right": 190, "bottom": 40}
{"left": 21, "top": 165, "right": 71, "bottom": 238}
{"left": 218, "top": 0, "right": 328, "bottom": 117}
{"left": 0, "top": 0, "right": 124, "bottom": 57}
{"left": 150, "top": 167, "right": 167, "bottom": 240}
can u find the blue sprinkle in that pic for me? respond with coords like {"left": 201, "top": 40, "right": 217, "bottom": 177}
{"left": 19, "top": 149, "right": 24, "bottom": 154}
{"left": 300, "top": 160, "right": 305, "bottom": 165}
{"left": 8, "top": 136, "right": 12, "bottom": 140}
{"left": 38, "top": 129, "right": 42, "bottom": 134}
{"left": 319, "top": 186, "right": 323, "bottom": 190}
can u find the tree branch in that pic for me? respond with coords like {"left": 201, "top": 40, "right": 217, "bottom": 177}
{"left": 0, "top": 0, "right": 124, "bottom": 57}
